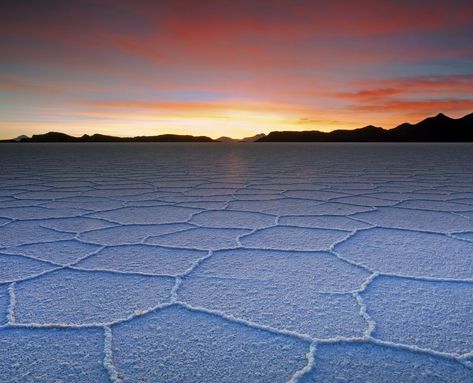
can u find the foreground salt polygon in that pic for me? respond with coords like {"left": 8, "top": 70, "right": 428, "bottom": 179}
{"left": 0, "top": 143, "right": 473, "bottom": 382}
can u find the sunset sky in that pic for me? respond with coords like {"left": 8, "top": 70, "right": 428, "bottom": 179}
{"left": 1, "top": 0, "right": 472, "bottom": 139}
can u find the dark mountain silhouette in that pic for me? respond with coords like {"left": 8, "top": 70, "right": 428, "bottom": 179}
{"left": 2, "top": 132, "right": 217, "bottom": 143}
{"left": 241, "top": 133, "right": 267, "bottom": 142}
{"left": 385, "top": 113, "right": 472, "bottom": 141}
{"left": 256, "top": 112, "right": 473, "bottom": 142}
{"left": 216, "top": 136, "right": 237, "bottom": 143}
{"left": 216, "top": 133, "right": 266, "bottom": 143}
{"left": 2, "top": 112, "right": 472, "bottom": 143}
{"left": 12, "top": 135, "right": 29, "bottom": 142}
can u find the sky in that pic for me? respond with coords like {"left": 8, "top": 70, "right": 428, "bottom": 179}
{"left": 1, "top": 0, "right": 472, "bottom": 139}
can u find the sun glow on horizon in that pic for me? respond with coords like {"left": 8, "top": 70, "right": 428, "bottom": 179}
{"left": 0, "top": 113, "right": 352, "bottom": 140}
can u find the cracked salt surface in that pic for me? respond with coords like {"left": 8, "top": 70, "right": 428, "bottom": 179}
{"left": 190, "top": 209, "right": 276, "bottom": 229}
{"left": 78, "top": 223, "right": 193, "bottom": 245}
{"left": 0, "top": 328, "right": 108, "bottom": 382}
{"left": 354, "top": 206, "right": 473, "bottom": 233}
{"left": 240, "top": 226, "right": 349, "bottom": 251}
{"left": 1, "top": 143, "right": 473, "bottom": 382}
{"left": 0, "top": 285, "right": 8, "bottom": 326}
{"left": 0, "top": 221, "right": 74, "bottom": 247}
{"left": 299, "top": 342, "right": 473, "bottom": 382}
{"left": 279, "top": 215, "right": 372, "bottom": 231}
{"left": 4, "top": 239, "right": 102, "bottom": 265}
{"left": 335, "top": 227, "right": 473, "bottom": 279}
{"left": 0, "top": 253, "right": 57, "bottom": 283}
{"left": 363, "top": 276, "right": 473, "bottom": 354}
{"left": 38, "top": 216, "right": 117, "bottom": 233}
{"left": 14, "top": 269, "right": 174, "bottom": 325}
{"left": 184, "top": 248, "right": 370, "bottom": 290}
{"left": 112, "top": 305, "right": 309, "bottom": 383}
{"left": 146, "top": 227, "right": 251, "bottom": 250}
{"left": 179, "top": 276, "right": 367, "bottom": 339}
{"left": 89, "top": 205, "right": 200, "bottom": 224}
{"left": 75, "top": 244, "right": 207, "bottom": 275}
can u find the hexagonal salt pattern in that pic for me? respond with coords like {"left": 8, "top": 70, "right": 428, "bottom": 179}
{"left": 0, "top": 253, "right": 57, "bottom": 283}
{"left": 362, "top": 276, "right": 473, "bottom": 354}
{"left": 335, "top": 228, "right": 473, "bottom": 279}
{"left": 3, "top": 239, "right": 102, "bottom": 265}
{"left": 78, "top": 223, "right": 193, "bottom": 245}
{"left": 0, "top": 221, "right": 74, "bottom": 247}
{"left": 0, "top": 328, "right": 108, "bottom": 383}
{"left": 38, "top": 216, "right": 117, "bottom": 233}
{"left": 111, "top": 305, "right": 309, "bottom": 383}
{"left": 299, "top": 343, "right": 473, "bottom": 382}
{"left": 179, "top": 277, "right": 367, "bottom": 339}
{"left": 190, "top": 209, "right": 276, "bottom": 229}
{"left": 240, "top": 226, "right": 348, "bottom": 251}
{"left": 89, "top": 205, "right": 200, "bottom": 224}
{"left": 353, "top": 206, "right": 473, "bottom": 233}
{"left": 75, "top": 244, "right": 207, "bottom": 275}
{"left": 1, "top": 143, "right": 473, "bottom": 382}
{"left": 146, "top": 227, "right": 251, "bottom": 250}
{"left": 0, "top": 285, "right": 8, "bottom": 326}
{"left": 182, "top": 248, "right": 369, "bottom": 291}
{"left": 14, "top": 269, "right": 174, "bottom": 325}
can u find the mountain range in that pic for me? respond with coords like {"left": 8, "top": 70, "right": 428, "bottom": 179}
{"left": 2, "top": 112, "right": 472, "bottom": 143}
{"left": 256, "top": 112, "right": 473, "bottom": 142}
{"left": 2, "top": 132, "right": 217, "bottom": 143}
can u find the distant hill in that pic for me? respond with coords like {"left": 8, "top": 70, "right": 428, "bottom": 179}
{"left": 216, "top": 136, "right": 237, "bottom": 143}
{"left": 216, "top": 133, "right": 266, "bottom": 143}
{"left": 256, "top": 112, "right": 473, "bottom": 142}
{"left": 13, "top": 135, "right": 29, "bottom": 142}
{"left": 1, "top": 132, "right": 217, "bottom": 143}
{"left": 241, "top": 133, "right": 266, "bottom": 142}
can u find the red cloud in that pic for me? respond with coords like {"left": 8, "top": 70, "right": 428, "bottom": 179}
{"left": 328, "top": 75, "right": 473, "bottom": 113}
{"left": 356, "top": 99, "right": 473, "bottom": 114}
{"left": 331, "top": 89, "right": 402, "bottom": 100}
{"left": 370, "top": 75, "right": 473, "bottom": 94}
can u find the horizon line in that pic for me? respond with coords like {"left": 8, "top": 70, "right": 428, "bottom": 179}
{"left": 1, "top": 111, "right": 471, "bottom": 141}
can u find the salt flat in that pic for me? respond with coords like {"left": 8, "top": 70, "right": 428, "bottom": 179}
{"left": 1, "top": 143, "right": 473, "bottom": 382}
